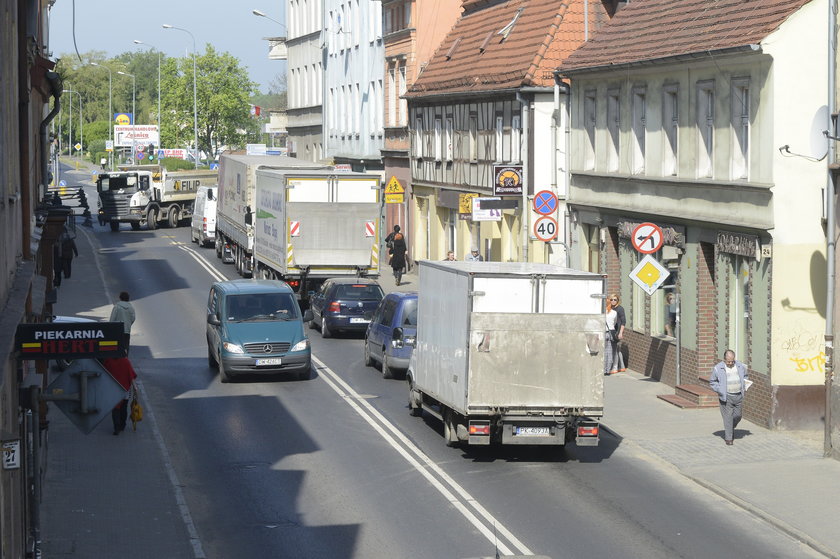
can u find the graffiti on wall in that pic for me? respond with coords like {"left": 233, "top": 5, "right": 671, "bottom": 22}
{"left": 779, "top": 324, "right": 825, "bottom": 374}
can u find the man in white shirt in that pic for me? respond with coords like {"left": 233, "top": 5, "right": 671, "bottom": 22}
{"left": 709, "top": 349, "right": 749, "bottom": 446}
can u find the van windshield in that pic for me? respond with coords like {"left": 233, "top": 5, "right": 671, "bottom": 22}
{"left": 226, "top": 293, "right": 299, "bottom": 322}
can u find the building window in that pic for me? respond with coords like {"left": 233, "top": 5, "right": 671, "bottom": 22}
{"left": 697, "top": 80, "right": 715, "bottom": 179}
{"left": 445, "top": 117, "right": 454, "bottom": 161}
{"left": 511, "top": 115, "right": 521, "bottom": 163}
{"left": 631, "top": 87, "right": 646, "bottom": 175}
{"left": 469, "top": 115, "right": 478, "bottom": 161}
{"left": 731, "top": 79, "right": 750, "bottom": 180}
{"left": 607, "top": 89, "right": 620, "bottom": 172}
{"left": 414, "top": 116, "right": 423, "bottom": 157}
{"left": 726, "top": 254, "right": 752, "bottom": 361}
{"left": 446, "top": 209, "right": 457, "bottom": 252}
{"left": 662, "top": 85, "right": 678, "bottom": 176}
{"left": 388, "top": 66, "right": 396, "bottom": 126}
{"left": 495, "top": 116, "right": 504, "bottom": 162}
{"left": 398, "top": 65, "right": 407, "bottom": 126}
{"left": 434, "top": 118, "right": 442, "bottom": 161}
{"left": 584, "top": 91, "right": 596, "bottom": 170}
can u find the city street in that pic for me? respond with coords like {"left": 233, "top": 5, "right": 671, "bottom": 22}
{"left": 38, "top": 162, "right": 829, "bottom": 559}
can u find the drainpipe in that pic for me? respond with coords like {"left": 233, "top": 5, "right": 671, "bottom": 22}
{"left": 517, "top": 92, "right": 530, "bottom": 262}
{"left": 40, "top": 71, "right": 63, "bottom": 202}
{"left": 825, "top": 0, "right": 837, "bottom": 458}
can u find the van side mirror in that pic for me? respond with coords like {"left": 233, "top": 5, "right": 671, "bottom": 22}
{"left": 302, "top": 309, "right": 313, "bottom": 322}
{"left": 244, "top": 205, "right": 253, "bottom": 226}
{"left": 207, "top": 313, "right": 221, "bottom": 326}
{"left": 393, "top": 327, "right": 403, "bottom": 340}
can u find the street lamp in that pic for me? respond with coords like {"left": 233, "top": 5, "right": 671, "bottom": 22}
{"left": 117, "top": 71, "right": 136, "bottom": 164}
{"left": 133, "top": 40, "right": 162, "bottom": 132}
{"left": 90, "top": 62, "right": 113, "bottom": 169}
{"left": 252, "top": 8, "right": 287, "bottom": 29}
{"left": 62, "top": 88, "right": 83, "bottom": 159}
{"left": 163, "top": 24, "right": 199, "bottom": 169}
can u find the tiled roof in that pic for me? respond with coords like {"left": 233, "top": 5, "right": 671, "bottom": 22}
{"left": 560, "top": 0, "right": 814, "bottom": 73}
{"left": 406, "top": 0, "right": 612, "bottom": 97}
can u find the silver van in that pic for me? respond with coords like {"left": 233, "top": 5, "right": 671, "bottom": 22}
{"left": 191, "top": 185, "right": 217, "bottom": 247}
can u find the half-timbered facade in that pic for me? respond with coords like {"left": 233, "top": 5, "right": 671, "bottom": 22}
{"left": 404, "top": 0, "right": 615, "bottom": 262}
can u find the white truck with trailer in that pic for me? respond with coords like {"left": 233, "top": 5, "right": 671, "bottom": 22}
{"left": 407, "top": 261, "right": 606, "bottom": 448}
{"left": 252, "top": 167, "right": 382, "bottom": 301}
{"left": 215, "top": 154, "right": 329, "bottom": 276}
{"left": 96, "top": 165, "right": 217, "bottom": 232}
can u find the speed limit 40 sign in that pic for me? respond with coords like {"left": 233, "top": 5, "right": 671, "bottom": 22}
{"left": 533, "top": 216, "right": 558, "bottom": 242}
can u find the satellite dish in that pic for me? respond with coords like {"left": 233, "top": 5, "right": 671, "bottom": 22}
{"left": 809, "top": 105, "right": 829, "bottom": 159}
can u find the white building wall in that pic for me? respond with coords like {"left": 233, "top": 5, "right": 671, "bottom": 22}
{"left": 323, "top": 0, "right": 384, "bottom": 163}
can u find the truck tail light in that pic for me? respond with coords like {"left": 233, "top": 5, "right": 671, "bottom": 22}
{"left": 202, "top": 217, "right": 208, "bottom": 233}
{"left": 328, "top": 302, "right": 341, "bottom": 313}
{"left": 577, "top": 425, "right": 599, "bottom": 437}
{"left": 469, "top": 422, "right": 490, "bottom": 436}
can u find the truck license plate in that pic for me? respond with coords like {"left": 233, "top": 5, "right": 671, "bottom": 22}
{"left": 256, "top": 358, "right": 282, "bottom": 366}
{"left": 349, "top": 318, "right": 369, "bottom": 324}
{"left": 516, "top": 426, "right": 550, "bottom": 436}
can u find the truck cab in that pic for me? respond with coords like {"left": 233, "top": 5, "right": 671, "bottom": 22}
{"left": 96, "top": 171, "right": 154, "bottom": 231}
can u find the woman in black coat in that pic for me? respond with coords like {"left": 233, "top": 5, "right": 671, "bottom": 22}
{"left": 389, "top": 233, "right": 407, "bottom": 286}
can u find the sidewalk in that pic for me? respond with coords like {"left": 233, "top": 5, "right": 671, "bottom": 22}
{"left": 40, "top": 183, "right": 840, "bottom": 558}
{"left": 379, "top": 264, "right": 840, "bottom": 558}
{"left": 40, "top": 167, "right": 200, "bottom": 558}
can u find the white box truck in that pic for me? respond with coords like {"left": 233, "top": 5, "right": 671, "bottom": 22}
{"left": 215, "top": 153, "right": 329, "bottom": 276}
{"left": 252, "top": 168, "right": 381, "bottom": 301}
{"left": 407, "top": 261, "right": 606, "bottom": 447}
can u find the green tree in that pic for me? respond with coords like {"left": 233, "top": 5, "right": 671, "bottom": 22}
{"left": 162, "top": 45, "right": 258, "bottom": 161}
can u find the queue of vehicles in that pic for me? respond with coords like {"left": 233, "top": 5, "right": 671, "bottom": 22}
{"left": 109, "top": 154, "right": 606, "bottom": 450}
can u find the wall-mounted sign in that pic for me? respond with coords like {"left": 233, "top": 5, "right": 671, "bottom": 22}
{"left": 2, "top": 440, "right": 20, "bottom": 470}
{"left": 493, "top": 165, "right": 523, "bottom": 196}
{"left": 15, "top": 322, "right": 127, "bottom": 360}
{"left": 716, "top": 231, "right": 759, "bottom": 258}
{"left": 472, "top": 197, "right": 503, "bottom": 221}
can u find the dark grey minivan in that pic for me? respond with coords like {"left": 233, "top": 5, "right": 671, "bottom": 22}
{"left": 206, "top": 280, "right": 313, "bottom": 382}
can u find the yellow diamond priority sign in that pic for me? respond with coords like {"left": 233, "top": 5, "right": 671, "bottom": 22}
{"left": 629, "top": 254, "right": 671, "bottom": 295}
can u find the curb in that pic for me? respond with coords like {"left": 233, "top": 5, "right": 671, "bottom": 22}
{"left": 598, "top": 424, "right": 836, "bottom": 559}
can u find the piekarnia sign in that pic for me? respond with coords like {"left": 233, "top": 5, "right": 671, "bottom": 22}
{"left": 15, "top": 322, "right": 126, "bottom": 360}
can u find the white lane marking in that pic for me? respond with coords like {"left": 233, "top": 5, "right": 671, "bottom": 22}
{"left": 176, "top": 244, "right": 227, "bottom": 282}
{"left": 170, "top": 240, "right": 533, "bottom": 555}
{"left": 82, "top": 226, "right": 207, "bottom": 558}
{"left": 313, "top": 356, "right": 533, "bottom": 556}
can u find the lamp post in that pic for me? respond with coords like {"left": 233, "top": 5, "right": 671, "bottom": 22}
{"left": 252, "top": 8, "right": 286, "bottom": 29}
{"left": 117, "top": 71, "right": 136, "bottom": 164}
{"left": 133, "top": 40, "right": 162, "bottom": 134}
{"left": 62, "top": 88, "right": 83, "bottom": 159}
{"left": 90, "top": 62, "right": 113, "bottom": 169}
{"left": 163, "top": 24, "right": 199, "bottom": 169}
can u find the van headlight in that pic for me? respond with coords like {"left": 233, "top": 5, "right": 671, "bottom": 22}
{"left": 291, "top": 339, "right": 310, "bottom": 352}
{"left": 222, "top": 342, "right": 244, "bottom": 354}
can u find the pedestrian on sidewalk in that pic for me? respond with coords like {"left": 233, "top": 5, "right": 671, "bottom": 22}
{"left": 57, "top": 226, "right": 78, "bottom": 280}
{"left": 103, "top": 356, "right": 138, "bottom": 436}
{"left": 709, "top": 349, "right": 749, "bottom": 445}
{"left": 443, "top": 251, "right": 456, "bottom": 261}
{"left": 604, "top": 293, "right": 626, "bottom": 375}
{"left": 389, "top": 231, "right": 408, "bottom": 286}
{"left": 465, "top": 247, "right": 484, "bottom": 261}
{"left": 110, "top": 291, "right": 136, "bottom": 354}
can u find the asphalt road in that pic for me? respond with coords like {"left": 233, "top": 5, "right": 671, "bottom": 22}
{"left": 64, "top": 162, "right": 822, "bottom": 559}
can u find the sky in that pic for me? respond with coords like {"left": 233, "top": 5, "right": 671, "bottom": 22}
{"left": 48, "top": 0, "right": 287, "bottom": 93}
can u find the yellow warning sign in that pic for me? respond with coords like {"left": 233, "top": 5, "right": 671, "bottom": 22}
{"left": 385, "top": 176, "right": 405, "bottom": 194}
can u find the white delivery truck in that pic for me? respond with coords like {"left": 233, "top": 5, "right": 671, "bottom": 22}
{"left": 215, "top": 153, "right": 329, "bottom": 276}
{"left": 96, "top": 165, "right": 217, "bottom": 231}
{"left": 252, "top": 168, "right": 381, "bottom": 302}
{"left": 407, "top": 261, "right": 606, "bottom": 448}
